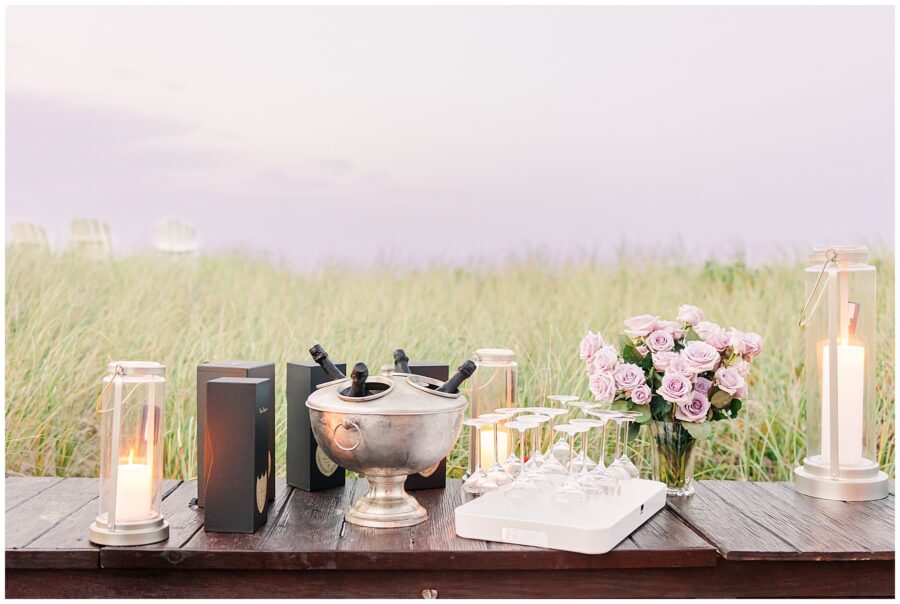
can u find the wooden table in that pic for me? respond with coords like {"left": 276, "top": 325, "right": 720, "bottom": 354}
{"left": 5, "top": 477, "right": 894, "bottom": 598}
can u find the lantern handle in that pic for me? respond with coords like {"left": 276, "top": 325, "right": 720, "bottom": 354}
{"left": 95, "top": 365, "right": 125, "bottom": 413}
{"left": 798, "top": 248, "right": 837, "bottom": 327}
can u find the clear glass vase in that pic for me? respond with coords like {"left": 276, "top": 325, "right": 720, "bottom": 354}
{"left": 651, "top": 421, "right": 697, "bottom": 496}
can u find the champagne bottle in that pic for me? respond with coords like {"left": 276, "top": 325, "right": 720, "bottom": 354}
{"left": 437, "top": 360, "right": 477, "bottom": 394}
{"left": 393, "top": 349, "right": 411, "bottom": 374}
{"left": 309, "top": 344, "right": 347, "bottom": 381}
{"left": 348, "top": 363, "right": 370, "bottom": 397}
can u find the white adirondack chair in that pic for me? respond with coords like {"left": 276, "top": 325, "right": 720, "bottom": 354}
{"left": 153, "top": 218, "right": 199, "bottom": 255}
{"left": 69, "top": 219, "right": 112, "bottom": 257}
{"left": 9, "top": 221, "right": 51, "bottom": 251}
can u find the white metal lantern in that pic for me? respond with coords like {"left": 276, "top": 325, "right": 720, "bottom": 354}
{"left": 89, "top": 361, "right": 170, "bottom": 545}
{"left": 794, "top": 246, "right": 889, "bottom": 501}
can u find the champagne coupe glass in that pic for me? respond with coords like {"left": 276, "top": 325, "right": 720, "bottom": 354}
{"left": 494, "top": 407, "right": 528, "bottom": 477}
{"left": 548, "top": 395, "right": 579, "bottom": 462}
{"left": 551, "top": 424, "right": 590, "bottom": 505}
{"left": 569, "top": 418, "right": 610, "bottom": 496}
{"left": 503, "top": 420, "right": 543, "bottom": 499}
{"left": 606, "top": 412, "right": 633, "bottom": 483}
{"left": 531, "top": 407, "right": 569, "bottom": 475}
{"left": 462, "top": 418, "right": 498, "bottom": 494}
{"left": 516, "top": 413, "right": 551, "bottom": 470}
{"left": 584, "top": 409, "right": 620, "bottom": 474}
{"left": 478, "top": 413, "right": 515, "bottom": 487}
{"left": 584, "top": 408, "right": 624, "bottom": 495}
{"left": 568, "top": 402, "right": 602, "bottom": 471}
{"left": 616, "top": 411, "right": 643, "bottom": 479}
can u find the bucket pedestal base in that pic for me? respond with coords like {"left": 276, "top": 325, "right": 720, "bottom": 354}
{"left": 346, "top": 475, "right": 427, "bottom": 528}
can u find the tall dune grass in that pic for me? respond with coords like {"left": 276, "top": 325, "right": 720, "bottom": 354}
{"left": 5, "top": 248, "right": 894, "bottom": 481}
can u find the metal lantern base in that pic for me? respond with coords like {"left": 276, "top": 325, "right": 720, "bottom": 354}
{"left": 794, "top": 457, "right": 890, "bottom": 501}
{"left": 89, "top": 515, "right": 170, "bottom": 546}
{"left": 345, "top": 475, "right": 428, "bottom": 528}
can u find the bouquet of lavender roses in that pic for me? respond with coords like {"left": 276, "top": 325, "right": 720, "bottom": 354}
{"left": 580, "top": 305, "right": 763, "bottom": 441}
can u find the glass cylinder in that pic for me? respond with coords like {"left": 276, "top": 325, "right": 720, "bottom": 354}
{"left": 794, "top": 246, "right": 888, "bottom": 501}
{"left": 468, "top": 349, "right": 517, "bottom": 474}
{"left": 89, "top": 361, "right": 170, "bottom": 545}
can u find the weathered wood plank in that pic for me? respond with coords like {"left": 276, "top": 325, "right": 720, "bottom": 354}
{"left": 762, "top": 482, "right": 894, "bottom": 557}
{"left": 8, "top": 480, "right": 181, "bottom": 570}
{"left": 702, "top": 481, "right": 890, "bottom": 561}
{"left": 98, "top": 479, "right": 715, "bottom": 570}
{"left": 5, "top": 477, "right": 64, "bottom": 511}
{"left": 666, "top": 481, "right": 797, "bottom": 560}
{"left": 102, "top": 479, "right": 291, "bottom": 569}
{"left": 5, "top": 560, "right": 895, "bottom": 598}
{"left": 6, "top": 478, "right": 99, "bottom": 550}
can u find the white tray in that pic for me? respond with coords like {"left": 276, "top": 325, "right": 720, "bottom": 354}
{"left": 454, "top": 478, "right": 667, "bottom": 554}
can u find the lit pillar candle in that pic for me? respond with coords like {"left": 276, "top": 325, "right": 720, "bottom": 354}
{"left": 115, "top": 451, "right": 153, "bottom": 522}
{"left": 821, "top": 344, "right": 865, "bottom": 466}
{"left": 479, "top": 427, "right": 509, "bottom": 471}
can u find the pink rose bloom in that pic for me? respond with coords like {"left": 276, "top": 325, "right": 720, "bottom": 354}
{"left": 636, "top": 345, "right": 650, "bottom": 357}
{"left": 676, "top": 391, "right": 710, "bottom": 423}
{"left": 677, "top": 304, "right": 704, "bottom": 326}
{"left": 729, "top": 329, "right": 763, "bottom": 359}
{"left": 646, "top": 329, "right": 675, "bottom": 353}
{"left": 658, "top": 320, "right": 686, "bottom": 340}
{"left": 579, "top": 330, "right": 605, "bottom": 361}
{"left": 714, "top": 366, "right": 747, "bottom": 397}
{"left": 591, "top": 345, "right": 619, "bottom": 373}
{"left": 589, "top": 372, "right": 617, "bottom": 402}
{"left": 659, "top": 372, "right": 693, "bottom": 404}
{"left": 681, "top": 341, "right": 721, "bottom": 374}
{"left": 631, "top": 384, "right": 652, "bottom": 405}
{"left": 694, "top": 321, "right": 729, "bottom": 351}
{"left": 730, "top": 358, "right": 752, "bottom": 377}
{"left": 694, "top": 376, "right": 713, "bottom": 397}
{"left": 652, "top": 351, "right": 679, "bottom": 372}
{"left": 668, "top": 355, "right": 695, "bottom": 378}
{"left": 623, "top": 314, "right": 659, "bottom": 338}
{"left": 614, "top": 363, "right": 646, "bottom": 392}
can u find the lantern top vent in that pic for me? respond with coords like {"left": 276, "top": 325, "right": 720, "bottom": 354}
{"left": 106, "top": 361, "right": 166, "bottom": 377}
{"left": 809, "top": 245, "right": 869, "bottom": 266}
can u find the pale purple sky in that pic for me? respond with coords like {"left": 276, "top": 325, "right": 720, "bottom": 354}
{"left": 6, "top": 6, "right": 894, "bottom": 267}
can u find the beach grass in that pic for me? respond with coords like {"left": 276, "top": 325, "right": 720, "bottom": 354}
{"left": 5, "top": 247, "right": 894, "bottom": 481}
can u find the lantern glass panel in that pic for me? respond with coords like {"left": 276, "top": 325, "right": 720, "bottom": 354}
{"left": 468, "top": 349, "right": 517, "bottom": 474}
{"left": 803, "top": 247, "right": 877, "bottom": 469}
{"left": 97, "top": 363, "right": 166, "bottom": 527}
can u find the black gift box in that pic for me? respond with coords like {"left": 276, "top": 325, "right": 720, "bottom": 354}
{"left": 286, "top": 361, "right": 347, "bottom": 491}
{"left": 405, "top": 361, "right": 450, "bottom": 490}
{"left": 204, "top": 377, "right": 271, "bottom": 533}
{"left": 197, "top": 361, "right": 275, "bottom": 508}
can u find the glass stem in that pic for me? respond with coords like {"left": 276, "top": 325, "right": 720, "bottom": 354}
{"left": 567, "top": 432, "right": 575, "bottom": 472}
{"left": 598, "top": 421, "right": 608, "bottom": 471}
{"left": 492, "top": 424, "right": 500, "bottom": 466}
{"left": 622, "top": 421, "right": 630, "bottom": 461}
{"left": 613, "top": 422, "right": 623, "bottom": 460}
{"left": 474, "top": 426, "right": 482, "bottom": 473}
{"left": 468, "top": 424, "right": 477, "bottom": 476}
{"left": 581, "top": 429, "right": 590, "bottom": 475}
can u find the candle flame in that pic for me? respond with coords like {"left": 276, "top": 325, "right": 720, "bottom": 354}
{"left": 128, "top": 449, "right": 134, "bottom": 465}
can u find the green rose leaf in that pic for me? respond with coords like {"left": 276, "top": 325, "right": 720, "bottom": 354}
{"left": 650, "top": 397, "right": 672, "bottom": 421}
{"left": 727, "top": 398, "right": 743, "bottom": 418}
{"left": 627, "top": 421, "right": 642, "bottom": 441}
{"left": 681, "top": 420, "right": 712, "bottom": 440}
{"left": 622, "top": 344, "right": 641, "bottom": 364}
{"left": 611, "top": 399, "right": 630, "bottom": 412}
{"left": 710, "top": 389, "right": 733, "bottom": 409}
{"left": 684, "top": 327, "right": 701, "bottom": 342}
{"left": 618, "top": 334, "right": 633, "bottom": 350}
{"left": 631, "top": 404, "right": 652, "bottom": 424}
